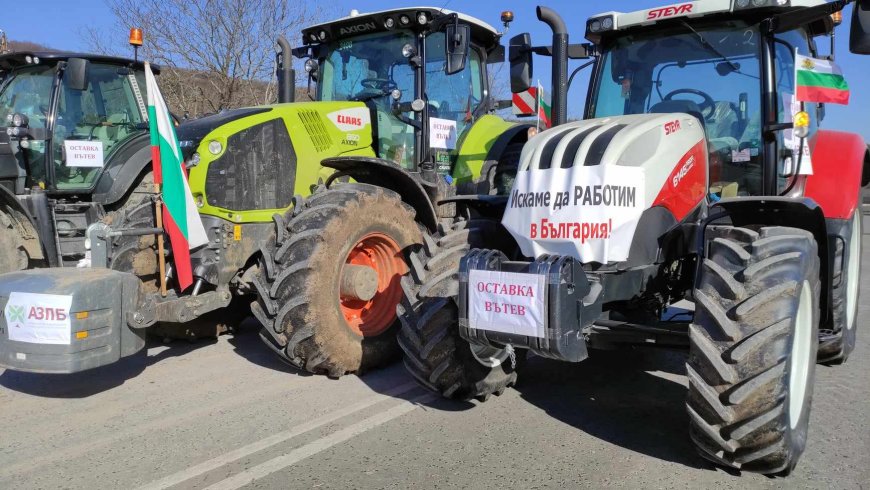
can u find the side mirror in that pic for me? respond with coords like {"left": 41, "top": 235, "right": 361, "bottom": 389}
{"left": 65, "top": 58, "right": 90, "bottom": 91}
{"left": 509, "top": 33, "right": 533, "bottom": 93}
{"left": 445, "top": 23, "right": 470, "bottom": 75}
{"left": 851, "top": 0, "right": 870, "bottom": 54}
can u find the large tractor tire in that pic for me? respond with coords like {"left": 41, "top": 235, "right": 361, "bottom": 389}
{"left": 103, "top": 171, "right": 161, "bottom": 292}
{"left": 397, "top": 218, "right": 519, "bottom": 401}
{"left": 0, "top": 207, "right": 31, "bottom": 275}
{"left": 818, "top": 210, "right": 862, "bottom": 364}
{"left": 688, "top": 225, "right": 821, "bottom": 475}
{"left": 253, "top": 183, "right": 421, "bottom": 377}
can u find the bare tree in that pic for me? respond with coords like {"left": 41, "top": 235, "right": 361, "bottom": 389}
{"left": 85, "top": 0, "right": 328, "bottom": 117}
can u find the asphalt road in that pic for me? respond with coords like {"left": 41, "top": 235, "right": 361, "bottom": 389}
{"left": 1, "top": 222, "right": 869, "bottom": 489}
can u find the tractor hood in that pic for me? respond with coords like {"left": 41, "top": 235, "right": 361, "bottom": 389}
{"left": 176, "top": 107, "right": 273, "bottom": 161}
{"left": 183, "top": 101, "right": 376, "bottom": 223}
{"left": 501, "top": 113, "right": 708, "bottom": 264}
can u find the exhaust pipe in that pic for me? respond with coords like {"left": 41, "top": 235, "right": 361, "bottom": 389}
{"left": 276, "top": 35, "right": 295, "bottom": 103}
{"left": 536, "top": 6, "right": 568, "bottom": 127}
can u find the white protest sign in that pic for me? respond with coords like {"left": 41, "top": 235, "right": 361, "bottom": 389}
{"left": 4, "top": 292, "right": 73, "bottom": 345}
{"left": 783, "top": 93, "right": 813, "bottom": 175}
{"left": 64, "top": 140, "right": 104, "bottom": 168}
{"left": 429, "top": 117, "right": 457, "bottom": 150}
{"left": 502, "top": 165, "right": 646, "bottom": 264}
{"left": 468, "top": 269, "right": 546, "bottom": 338}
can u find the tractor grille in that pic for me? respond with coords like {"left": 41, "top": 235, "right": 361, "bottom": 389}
{"left": 205, "top": 118, "right": 296, "bottom": 211}
{"left": 297, "top": 110, "right": 331, "bottom": 152}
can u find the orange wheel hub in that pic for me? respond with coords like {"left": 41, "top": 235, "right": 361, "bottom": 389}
{"left": 339, "top": 233, "right": 407, "bottom": 337}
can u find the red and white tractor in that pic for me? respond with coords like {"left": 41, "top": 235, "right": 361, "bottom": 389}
{"left": 398, "top": 0, "right": 870, "bottom": 475}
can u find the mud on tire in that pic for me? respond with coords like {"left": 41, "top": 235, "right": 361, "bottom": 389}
{"left": 818, "top": 211, "right": 861, "bottom": 364}
{"left": 103, "top": 171, "right": 160, "bottom": 292}
{"left": 0, "top": 205, "right": 32, "bottom": 274}
{"left": 397, "top": 218, "right": 519, "bottom": 401}
{"left": 253, "top": 183, "right": 421, "bottom": 377}
{"left": 688, "top": 225, "right": 820, "bottom": 475}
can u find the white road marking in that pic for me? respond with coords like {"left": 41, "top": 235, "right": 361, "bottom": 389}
{"left": 137, "top": 381, "right": 421, "bottom": 490}
{"left": 203, "top": 391, "right": 438, "bottom": 490}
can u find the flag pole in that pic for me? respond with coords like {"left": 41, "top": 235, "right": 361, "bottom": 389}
{"left": 154, "top": 183, "right": 168, "bottom": 297}
{"left": 536, "top": 79, "right": 541, "bottom": 132}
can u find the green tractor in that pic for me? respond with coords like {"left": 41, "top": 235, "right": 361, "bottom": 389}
{"left": 0, "top": 51, "right": 160, "bottom": 274}
{"left": 0, "top": 7, "right": 534, "bottom": 376}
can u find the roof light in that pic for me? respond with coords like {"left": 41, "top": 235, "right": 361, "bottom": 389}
{"left": 309, "top": 33, "right": 319, "bottom": 42}
{"left": 831, "top": 11, "right": 843, "bottom": 26}
{"left": 416, "top": 12, "right": 428, "bottom": 25}
{"left": 24, "top": 55, "right": 32, "bottom": 64}
{"left": 129, "top": 27, "right": 143, "bottom": 47}
{"left": 350, "top": 9, "right": 360, "bottom": 17}
{"left": 501, "top": 11, "right": 514, "bottom": 24}
{"left": 399, "top": 14, "right": 411, "bottom": 26}
{"left": 319, "top": 30, "right": 328, "bottom": 41}
{"left": 587, "top": 16, "right": 615, "bottom": 34}
{"left": 384, "top": 17, "right": 396, "bottom": 29}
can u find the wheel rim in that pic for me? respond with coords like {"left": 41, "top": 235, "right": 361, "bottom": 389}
{"left": 339, "top": 233, "right": 406, "bottom": 337}
{"left": 469, "top": 343, "right": 511, "bottom": 368}
{"left": 788, "top": 280, "right": 814, "bottom": 429}
{"left": 845, "top": 212, "right": 861, "bottom": 331}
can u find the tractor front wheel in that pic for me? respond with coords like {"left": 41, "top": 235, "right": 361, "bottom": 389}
{"left": 0, "top": 207, "right": 30, "bottom": 275}
{"left": 688, "top": 225, "right": 820, "bottom": 475}
{"left": 253, "top": 184, "right": 421, "bottom": 377}
{"left": 397, "top": 219, "right": 519, "bottom": 401}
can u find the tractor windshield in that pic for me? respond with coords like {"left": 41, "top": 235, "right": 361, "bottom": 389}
{"left": 51, "top": 63, "right": 148, "bottom": 190}
{"left": 591, "top": 22, "right": 765, "bottom": 195}
{"left": 320, "top": 31, "right": 417, "bottom": 168}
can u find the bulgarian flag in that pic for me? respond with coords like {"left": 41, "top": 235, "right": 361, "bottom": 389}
{"left": 796, "top": 53, "right": 850, "bottom": 105}
{"left": 144, "top": 63, "right": 208, "bottom": 291}
{"left": 536, "top": 81, "right": 552, "bottom": 130}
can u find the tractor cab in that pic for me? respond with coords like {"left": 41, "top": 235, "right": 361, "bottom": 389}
{"left": 0, "top": 52, "right": 152, "bottom": 195}
{"left": 297, "top": 7, "right": 505, "bottom": 175}
{"left": 581, "top": 0, "right": 854, "bottom": 197}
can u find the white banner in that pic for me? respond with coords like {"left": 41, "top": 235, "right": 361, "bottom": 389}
{"left": 64, "top": 140, "right": 104, "bottom": 167}
{"left": 468, "top": 269, "right": 546, "bottom": 338}
{"left": 429, "top": 117, "right": 457, "bottom": 150}
{"left": 782, "top": 93, "right": 813, "bottom": 175}
{"left": 502, "top": 165, "right": 646, "bottom": 264}
{"left": 4, "top": 292, "right": 73, "bottom": 345}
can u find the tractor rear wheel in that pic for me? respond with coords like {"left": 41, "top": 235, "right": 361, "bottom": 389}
{"left": 397, "top": 219, "right": 519, "bottom": 401}
{"left": 0, "top": 207, "right": 30, "bottom": 275}
{"left": 253, "top": 183, "right": 421, "bottom": 377}
{"left": 818, "top": 210, "right": 861, "bottom": 364}
{"left": 688, "top": 225, "right": 820, "bottom": 475}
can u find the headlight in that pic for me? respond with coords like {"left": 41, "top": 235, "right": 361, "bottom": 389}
{"left": 11, "top": 113, "right": 27, "bottom": 127}
{"left": 402, "top": 43, "right": 416, "bottom": 58}
{"left": 186, "top": 152, "right": 201, "bottom": 169}
{"left": 304, "top": 59, "right": 319, "bottom": 74}
{"left": 208, "top": 140, "right": 223, "bottom": 155}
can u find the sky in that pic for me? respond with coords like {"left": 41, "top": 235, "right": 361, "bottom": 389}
{"left": 4, "top": 0, "right": 868, "bottom": 139}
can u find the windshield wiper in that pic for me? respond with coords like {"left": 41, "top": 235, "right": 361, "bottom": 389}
{"left": 680, "top": 21, "right": 741, "bottom": 73}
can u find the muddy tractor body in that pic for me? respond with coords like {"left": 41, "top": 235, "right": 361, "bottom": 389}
{"left": 0, "top": 7, "right": 533, "bottom": 377}
{"left": 399, "top": 0, "right": 870, "bottom": 475}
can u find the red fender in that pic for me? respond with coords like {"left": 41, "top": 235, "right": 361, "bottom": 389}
{"left": 804, "top": 130, "right": 867, "bottom": 219}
